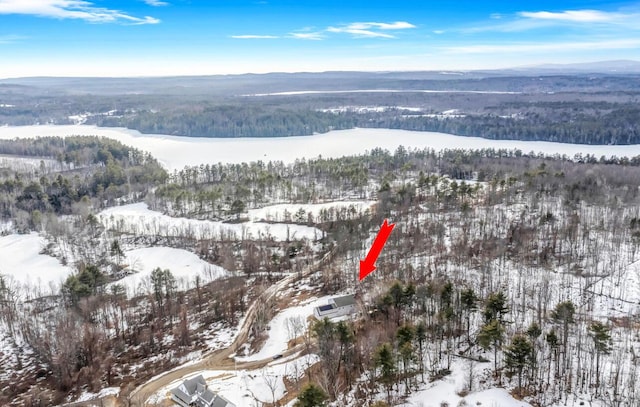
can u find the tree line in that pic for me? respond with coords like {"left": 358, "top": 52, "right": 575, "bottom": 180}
{"left": 0, "top": 136, "right": 167, "bottom": 231}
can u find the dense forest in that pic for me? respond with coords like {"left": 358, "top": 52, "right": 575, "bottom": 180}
{"left": 2, "top": 72, "right": 640, "bottom": 144}
{"left": 0, "top": 136, "right": 166, "bottom": 230}
{"left": 88, "top": 101, "right": 640, "bottom": 145}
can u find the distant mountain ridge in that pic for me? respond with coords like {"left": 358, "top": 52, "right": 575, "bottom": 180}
{"left": 2, "top": 60, "right": 640, "bottom": 85}
{"left": 516, "top": 60, "right": 640, "bottom": 73}
{"left": 2, "top": 62, "right": 640, "bottom": 96}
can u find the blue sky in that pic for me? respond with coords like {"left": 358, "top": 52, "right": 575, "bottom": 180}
{"left": 0, "top": 0, "right": 639, "bottom": 77}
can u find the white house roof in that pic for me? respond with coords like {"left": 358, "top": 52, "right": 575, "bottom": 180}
{"left": 332, "top": 294, "right": 356, "bottom": 308}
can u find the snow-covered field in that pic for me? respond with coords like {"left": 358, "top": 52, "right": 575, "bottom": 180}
{"left": 98, "top": 202, "right": 322, "bottom": 241}
{"left": 116, "top": 247, "right": 228, "bottom": 294}
{"left": 318, "top": 106, "right": 423, "bottom": 113}
{"left": 247, "top": 201, "right": 375, "bottom": 223}
{"left": 398, "top": 359, "right": 531, "bottom": 407}
{"left": 0, "top": 155, "right": 60, "bottom": 173}
{"left": 0, "top": 233, "right": 73, "bottom": 295}
{"left": 1, "top": 125, "right": 640, "bottom": 171}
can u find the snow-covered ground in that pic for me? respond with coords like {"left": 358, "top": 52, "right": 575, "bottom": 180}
{"left": 0, "top": 233, "right": 73, "bottom": 296}
{"left": 236, "top": 296, "right": 333, "bottom": 362}
{"left": 559, "top": 255, "right": 640, "bottom": 318}
{"left": 75, "top": 387, "right": 120, "bottom": 403}
{"left": 98, "top": 202, "right": 322, "bottom": 241}
{"left": 0, "top": 155, "right": 60, "bottom": 173}
{"left": 398, "top": 359, "right": 531, "bottom": 407}
{"left": 318, "top": 106, "right": 423, "bottom": 113}
{"left": 149, "top": 353, "right": 320, "bottom": 406}
{"left": 408, "top": 109, "right": 467, "bottom": 119}
{"left": 1, "top": 125, "right": 640, "bottom": 171}
{"left": 247, "top": 201, "right": 375, "bottom": 223}
{"left": 116, "top": 247, "right": 229, "bottom": 294}
{"left": 68, "top": 109, "right": 120, "bottom": 125}
{"left": 0, "top": 220, "right": 11, "bottom": 234}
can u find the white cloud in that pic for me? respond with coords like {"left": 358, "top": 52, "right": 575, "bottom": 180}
{"left": 465, "top": 8, "right": 640, "bottom": 33}
{"left": 518, "top": 9, "right": 628, "bottom": 23}
{"left": 348, "top": 21, "right": 416, "bottom": 30}
{"left": 228, "top": 21, "right": 415, "bottom": 42}
{"left": 289, "top": 32, "right": 324, "bottom": 40}
{"left": 327, "top": 26, "right": 394, "bottom": 38}
{"left": 143, "top": 0, "right": 168, "bottom": 6}
{"left": 0, "top": 0, "right": 160, "bottom": 24}
{"left": 231, "top": 35, "right": 279, "bottom": 39}
{"left": 326, "top": 21, "right": 415, "bottom": 39}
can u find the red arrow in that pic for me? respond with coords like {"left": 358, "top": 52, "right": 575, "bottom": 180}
{"left": 359, "top": 219, "right": 395, "bottom": 281}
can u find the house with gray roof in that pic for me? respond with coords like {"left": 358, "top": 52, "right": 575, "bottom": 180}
{"left": 313, "top": 294, "right": 357, "bottom": 319}
{"left": 171, "top": 374, "right": 235, "bottom": 407}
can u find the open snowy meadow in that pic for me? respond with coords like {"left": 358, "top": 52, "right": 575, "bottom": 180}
{"left": 0, "top": 233, "right": 73, "bottom": 297}
{"left": 247, "top": 201, "right": 376, "bottom": 222}
{"left": 116, "top": 247, "right": 229, "bottom": 295}
{"left": 98, "top": 202, "right": 323, "bottom": 241}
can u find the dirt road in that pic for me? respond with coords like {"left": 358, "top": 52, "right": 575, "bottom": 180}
{"left": 120, "top": 249, "right": 334, "bottom": 406}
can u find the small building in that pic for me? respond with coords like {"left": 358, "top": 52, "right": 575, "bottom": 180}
{"left": 313, "top": 294, "right": 357, "bottom": 319}
{"left": 171, "top": 374, "right": 235, "bottom": 407}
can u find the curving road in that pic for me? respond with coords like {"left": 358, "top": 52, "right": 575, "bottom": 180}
{"left": 123, "top": 249, "right": 335, "bottom": 406}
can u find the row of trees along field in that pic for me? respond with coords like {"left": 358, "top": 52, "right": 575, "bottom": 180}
{"left": 150, "top": 146, "right": 640, "bottom": 222}
{"left": 0, "top": 136, "right": 166, "bottom": 231}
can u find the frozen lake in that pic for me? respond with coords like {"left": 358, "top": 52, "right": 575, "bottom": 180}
{"left": 0, "top": 125, "right": 638, "bottom": 171}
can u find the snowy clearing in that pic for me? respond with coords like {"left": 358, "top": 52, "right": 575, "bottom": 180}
{"left": 0, "top": 233, "right": 73, "bottom": 295}
{"left": 75, "top": 387, "right": 120, "bottom": 403}
{"left": 0, "top": 155, "right": 60, "bottom": 173}
{"left": 1, "top": 125, "right": 640, "bottom": 171}
{"left": 247, "top": 201, "right": 375, "bottom": 223}
{"left": 98, "top": 202, "right": 322, "bottom": 241}
{"left": 318, "top": 106, "right": 423, "bottom": 113}
{"left": 236, "top": 296, "right": 333, "bottom": 362}
{"left": 115, "top": 247, "right": 228, "bottom": 294}
{"left": 397, "top": 358, "right": 532, "bottom": 407}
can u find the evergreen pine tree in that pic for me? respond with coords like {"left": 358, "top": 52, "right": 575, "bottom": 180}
{"left": 484, "top": 291, "right": 509, "bottom": 323}
{"left": 504, "top": 334, "right": 534, "bottom": 392}
{"left": 295, "top": 383, "right": 328, "bottom": 407}
{"left": 477, "top": 319, "right": 505, "bottom": 376}
{"left": 588, "top": 321, "right": 612, "bottom": 389}
{"left": 375, "top": 342, "right": 396, "bottom": 402}
{"left": 551, "top": 301, "right": 576, "bottom": 368}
